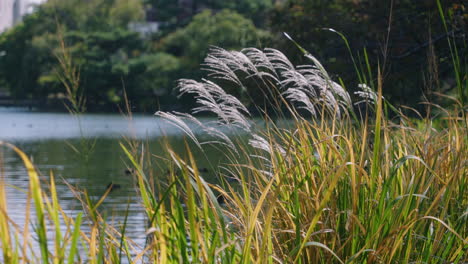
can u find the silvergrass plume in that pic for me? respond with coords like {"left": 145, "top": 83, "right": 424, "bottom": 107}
{"left": 158, "top": 46, "right": 355, "bottom": 149}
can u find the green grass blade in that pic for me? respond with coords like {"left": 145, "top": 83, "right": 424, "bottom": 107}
{"left": 67, "top": 212, "right": 82, "bottom": 264}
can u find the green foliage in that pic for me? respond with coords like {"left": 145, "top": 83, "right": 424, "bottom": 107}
{"left": 67, "top": 29, "right": 146, "bottom": 106}
{"left": 0, "top": 0, "right": 273, "bottom": 112}
{"left": 271, "top": 0, "right": 467, "bottom": 110}
{"left": 149, "top": 0, "right": 273, "bottom": 27}
{"left": 109, "top": 0, "right": 145, "bottom": 27}
{"left": 45, "top": 0, "right": 142, "bottom": 30}
{"left": 158, "top": 9, "right": 271, "bottom": 109}
{"left": 161, "top": 9, "right": 270, "bottom": 66}
{"left": 198, "top": 0, "right": 273, "bottom": 25}
{"left": 0, "top": 12, "right": 56, "bottom": 99}
{"left": 0, "top": 0, "right": 170, "bottom": 111}
{"left": 28, "top": 28, "right": 153, "bottom": 110}
{"left": 139, "top": 52, "right": 181, "bottom": 93}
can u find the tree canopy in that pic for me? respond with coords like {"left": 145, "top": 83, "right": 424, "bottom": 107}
{"left": 0, "top": 0, "right": 465, "bottom": 112}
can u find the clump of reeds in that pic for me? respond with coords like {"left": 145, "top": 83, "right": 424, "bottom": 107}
{"left": 1, "top": 5, "right": 467, "bottom": 261}
{"left": 149, "top": 45, "right": 467, "bottom": 263}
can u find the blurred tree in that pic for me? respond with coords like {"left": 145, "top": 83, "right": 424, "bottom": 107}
{"left": 270, "top": 0, "right": 467, "bottom": 109}
{"left": 1, "top": 0, "right": 463, "bottom": 112}
{"left": 0, "top": 0, "right": 163, "bottom": 111}
{"left": 137, "top": 52, "right": 182, "bottom": 111}
{"left": 197, "top": 0, "right": 273, "bottom": 25}
{"left": 0, "top": 11, "right": 57, "bottom": 100}
{"left": 160, "top": 9, "right": 270, "bottom": 67}
{"left": 148, "top": 0, "right": 273, "bottom": 30}
{"left": 138, "top": 52, "right": 181, "bottom": 95}
{"left": 109, "top": 0, "right": 145, "bottom": 27}
{"left": 157, "top": 9, "right": 271, "bottom": 109}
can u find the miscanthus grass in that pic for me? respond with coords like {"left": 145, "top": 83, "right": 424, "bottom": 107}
{"left": 1, "top": 39, "right": 467, "bottom": 263}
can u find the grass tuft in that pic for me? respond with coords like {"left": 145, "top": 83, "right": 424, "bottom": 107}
{"left": 1, "top": 30, "right": 467, "bottom": 263}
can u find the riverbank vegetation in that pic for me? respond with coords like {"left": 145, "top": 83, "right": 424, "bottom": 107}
{"left": 1, "top": 37, "right": 467, "bottom": 264}
{"left": 1, "top": 0, "right": 467, "bottom": 263}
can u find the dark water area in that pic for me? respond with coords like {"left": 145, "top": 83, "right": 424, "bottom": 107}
{"left": 0, "top": 107, "right": 244, "bottom": 258}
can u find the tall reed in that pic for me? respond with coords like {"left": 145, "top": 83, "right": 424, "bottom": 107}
{"left": 1, "top": 31, "right": 467, "bottom": 264}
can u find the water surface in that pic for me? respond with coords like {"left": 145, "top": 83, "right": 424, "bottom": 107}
{"left": 0, "top": 107, "right": 239, "bottom": 260}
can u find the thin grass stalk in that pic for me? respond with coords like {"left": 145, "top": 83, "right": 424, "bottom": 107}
{"left": 370, "top": 67, "right": 383, "bottom": 188}
{"left": 0, "top": 150, "right": 13, "bottom": 263}
{"left": 66, "top": 213, "right": 82, "bottom": 264}
{"left": 117, "top": 200, "right": 130, "bottom": 264}
{"left": 0, "top": 142, "right": 49, "bottom": 263}
{"left": 436, "top": 0, "right": 466, "bottom": 106}
{"left": 97, "top": 216, "right": 106, "bottom": 264}
{"left": 44, "top": 173, "right": 65, "bottom": 264}
{"left": 21, "top": 187, "right": 32, "bottom": 264}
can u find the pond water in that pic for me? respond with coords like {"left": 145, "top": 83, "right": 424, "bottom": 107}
{"left": 0, "top": 107, "right": 244, "bottom": 260}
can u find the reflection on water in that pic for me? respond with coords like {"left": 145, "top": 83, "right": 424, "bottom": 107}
{"left": 0, "top": 107, "right": 241, "bottom": 259}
